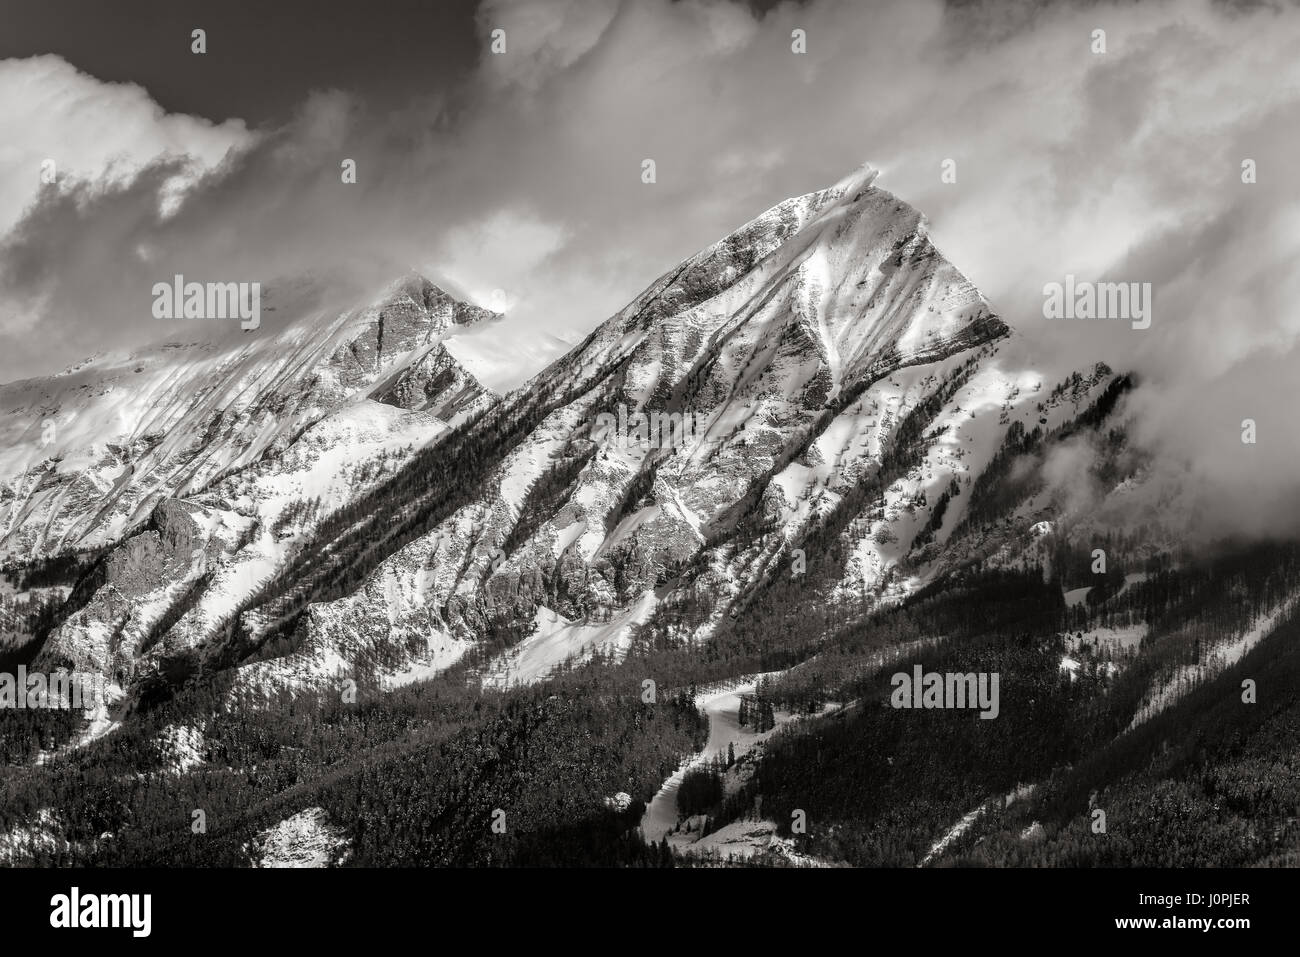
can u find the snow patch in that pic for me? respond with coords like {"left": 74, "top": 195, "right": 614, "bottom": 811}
{"left": 247, "top": 807, "right": 350, "bottom": 868}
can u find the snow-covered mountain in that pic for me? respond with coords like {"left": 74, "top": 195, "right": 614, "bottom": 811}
{"left": 1, "top": 276, "right": 507, "bottom": 710}
{"left": 10, "top": 161, "right": 1298, "bottom": 876}
{"left": 9, "top": 164, "right": 1131, "bottom": 728}
{"left": 0, "top": 275, "right": 498, "bottom": 560}
{"left": 268, "top": 165, "right": 1015, "bottom": 685}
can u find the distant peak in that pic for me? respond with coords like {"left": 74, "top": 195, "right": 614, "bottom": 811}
{"left": 381, "top": 273, "right": 449, "bottom": 305}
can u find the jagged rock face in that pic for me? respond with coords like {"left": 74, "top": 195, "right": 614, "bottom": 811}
{"left": 327, "top": 278, "right": 497, "bottom": 389}
{"left": 35, "top": 498, "right": 251, "bottom": 683}
{"left": 14, "top": 278, "right": 499, "bottom": 686}
{"left": 370, "top": 343, "right": 490, "bottom": 418}
{"left": 284, "top": 168, "right": 1022, "bottom": 688}
{"left": 0, "top": 276, "right": 496, "bottom": 560}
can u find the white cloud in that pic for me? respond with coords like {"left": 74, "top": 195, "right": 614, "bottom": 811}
{"left": 0, "top": 55, "right": 250, "bottom": 236}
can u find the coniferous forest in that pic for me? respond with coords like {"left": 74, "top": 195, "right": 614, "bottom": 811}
{"left": 5, "top": 523, "right": 1298, "bottom": 867}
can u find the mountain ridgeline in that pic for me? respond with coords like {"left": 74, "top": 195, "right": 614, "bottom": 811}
{"left": 1, "top": 165, "right": 1296, "bottom": 868}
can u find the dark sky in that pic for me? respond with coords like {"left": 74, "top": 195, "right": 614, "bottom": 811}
{"left": 0, "top": 0, "right": 483, "bottom": 125}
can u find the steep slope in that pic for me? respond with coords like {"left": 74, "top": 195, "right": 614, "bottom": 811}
{"left": 11, "top": 277, "right": 501, "bottom": 720}
{"left": 224, "top": 166, "right": 1028, "bottom": 694}
{"left": 0, "top": 275, "right": 496, "bottom": 560}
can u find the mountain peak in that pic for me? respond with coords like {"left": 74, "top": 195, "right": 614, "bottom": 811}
{"left": 375, "top": 273, "right": 503, "bottom": 329}
{"left": 827, "top": 161, "right": 880, "bottom": 198}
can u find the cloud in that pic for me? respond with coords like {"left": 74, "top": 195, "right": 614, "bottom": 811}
{"left": 476, "top": 0, "right": 619, "bottom": 92}
{"left": 0, "top": 55, "right": 250, "bottom": 239}
{"left": 0, "top": 0, "right": 1298, "bottom": 536}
